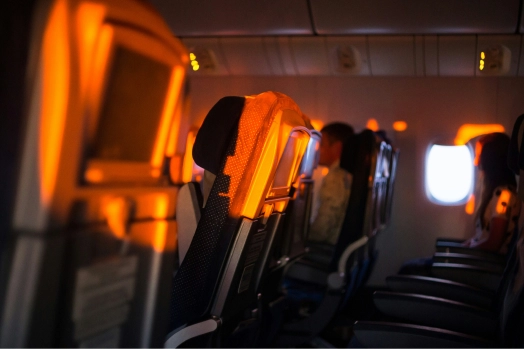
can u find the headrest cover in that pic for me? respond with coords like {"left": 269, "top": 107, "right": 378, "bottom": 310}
{"left": 508, "top": 114, "right": 524, "bottom": 174}
{"left": 193, "top": 96, "right": 246, "bottom": 175}
{"left": 340, "top": 131, "right": 370, "bottom": 174}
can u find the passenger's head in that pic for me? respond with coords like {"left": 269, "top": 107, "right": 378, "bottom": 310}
{"left": 477, "top": 132, "right": 516, "bottom": 190}
{"left": 319, "top": 122, "right": 354, "bottom": 167}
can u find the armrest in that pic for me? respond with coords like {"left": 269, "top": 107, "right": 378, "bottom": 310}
{"left": 435, "top": 238, "right": 466, "bottom": 248}
{"left": 373, "top": 291, "right": 497, "bottom": 338}
{"left": 435, "top": 245, "right": 506, "bottom": 262}
{"left": 353, "top": 321, "right": 494, "bottom": 348}
{"left": 165, "top": 319, "right": 219, "bottom": 348}
{"left": 284, "top": 258, "right": 330, "bottom": 286}
{"left": 431, "top": 263, "right": 503, "bottom": 292}
{"left": 433, "top": 252, "right": 506, "bottom": 269}
{"left": 386, "top": 275, "right": 494, "bottom": 309}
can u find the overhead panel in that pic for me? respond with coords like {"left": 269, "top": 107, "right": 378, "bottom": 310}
{"left": 309, "top": 0, "right": 520, "bottom": 35}
{"left": 150, "top": 0, "right": 313, "bottom": 36}
{"left": 519, "top": 38, "right": 524, "bottom": 76}
{"left": 414, "top": 36, "right": 425, "bottom": 77}
{"left": 262, "top": 38, "right": 286, "bottom": 75}
{"left": 424, "top": 36, "right": 439, "bottom": 76}
{"left": 181, "top": 38, "right": 230, "bottom": 75}
{"left": 276, "top": 37, "right": 298, "bottom": 76}
{"left": 438, "top": 36, "right": 476, "bottom": 76}
{"left": 325, "top": 36, "right": 370, "bottom": 76}
{"left": 220, "top": 38, "right": 272, "bottom": 76}
{"left": 368, "top": 36, "right": 415, "bottom": 76}
{"left": 291, "top": 37, "right": 331, "bottom": 76}
{"left": 475, "top": 35, "right": 521, "bottom": 77}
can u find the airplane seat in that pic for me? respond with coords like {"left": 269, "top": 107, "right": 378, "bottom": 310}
{"left": 165, "top": 92, "right": 312, "bottom": 348}
{"left": 0, "top": 0, "right": 188, "bottom": 347}
{"left": 175, "top": 182, "right": 203, "bottom": 268}
{"left": 273, "top": 129, "right": 390, "bottom": 347}
{"left": 351, "top": 114, "right": 524, "bottom": 347}
{"left": 279, "top": 130, "right": 322, "bottom": 262}
{"left": 383, "top": 115, "right": 524, "bottom": 309}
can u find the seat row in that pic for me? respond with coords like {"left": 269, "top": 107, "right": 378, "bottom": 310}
{"left": 0, "top": 0, "right": 398, "bottom": 346}
{"left": 351, "top": 115, "right": 524, "bottom": 347}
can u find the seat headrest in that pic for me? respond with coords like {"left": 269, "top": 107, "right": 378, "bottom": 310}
{"left": 339, "top": 133, "right": 358, "bottom": 174}
{"left": 508, "top": 114, "right": 524, "bottom": 175}
{"left": 192, "top": 96, "right": 246, "bottom": 175}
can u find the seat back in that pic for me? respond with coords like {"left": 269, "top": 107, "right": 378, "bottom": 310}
{"left": 167, "top": 92, "right": 311, "bottom": 347}
{"left": 271, "top": 131, "right": 321, "bottom": 265}
{"left": 499, "top": 114, "right": 524, "bottom": 346}
{"left": 331, "top": 130, "right": 387, "bottom": 268}
{"left": 0, "top": 1, "right": 187, "bottom": 346}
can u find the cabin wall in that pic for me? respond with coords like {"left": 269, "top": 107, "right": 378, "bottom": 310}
{"left": 186, "top": 76, "right": 524, "bottom": 285}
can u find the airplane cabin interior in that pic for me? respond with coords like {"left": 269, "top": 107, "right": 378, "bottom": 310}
{"left": 3, "top": 0, "right": 524, "bottom": 347}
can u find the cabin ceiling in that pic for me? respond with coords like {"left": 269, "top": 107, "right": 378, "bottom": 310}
{"left": 149, "top": 0, "right": 524, "bottom": 77}
{"left": 150, "top": 0, "right": 524, "bottom": 37}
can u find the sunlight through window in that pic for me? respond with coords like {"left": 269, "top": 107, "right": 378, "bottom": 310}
{"left": 426, "top": 144, "right": 473, "bottom": 204}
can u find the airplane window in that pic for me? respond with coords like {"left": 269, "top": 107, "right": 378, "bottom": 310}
{"left": 425, "top": 144, "right": 473, "bottom": 204}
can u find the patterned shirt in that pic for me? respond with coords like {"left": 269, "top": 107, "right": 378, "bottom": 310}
{"left": 469, "top": 185, "right": 521, "bottom": 254}
{"left": 309, "top": 160, "right": 352, "bottom": 245}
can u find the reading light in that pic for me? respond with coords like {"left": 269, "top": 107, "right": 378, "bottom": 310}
{"left": 366, "top": 118, "right": 379, "bottom": 131}
{"left": 426, "top": 144, "right": 473, "bottom": 204}
{"left": 189, "top": 52, "right": 196, "bottom": 61}
{"left": 393, "top": 121, "right": 408, "bottom": 132}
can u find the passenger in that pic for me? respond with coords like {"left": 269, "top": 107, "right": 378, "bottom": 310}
{"left": 309, "top": 122, "right": 354, "bottom": 245}
{"left": 399, "top": 132, "right": 519, "bottom": 274}
{"left": 462, "top": 133, "right": 520, "bottom": 253}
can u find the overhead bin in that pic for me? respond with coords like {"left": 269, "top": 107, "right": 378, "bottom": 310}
{"left": 309, "top": 0, "right": 520, "bottom": 35}
{"left": 183, "top": 35, "right": 524, "bottom": 77}
{"left": 149, "top": 0, "right": 313, "bottom": 36}
{"left": 368, "top": 36, "right": 415, "bottom": 76}
{"left": 438, "top": 36, "right": 477, "bottom": 76}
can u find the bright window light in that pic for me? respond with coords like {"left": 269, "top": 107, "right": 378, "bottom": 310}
{"left": 426, "top": 145, "right": 473, "bottom": 204}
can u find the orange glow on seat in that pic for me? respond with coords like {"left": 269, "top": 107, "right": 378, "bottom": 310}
{"left": 310, "top": 119, "right": 324, "bottom": 131}
{"left": 103, "top": 197, "right": 131, "bottom": 239}
{"left": 454, "top": 124, "right": 505, "bottom": 145}
{"left": 321, "top": 167, "right": 329, "bottom": 176}
{"left": 473, "top": 140, "right": 483, "bottom": 166}
{"left": 152, "top": 194, "right": 169, "bottom": 252}
{"left": 85, "top": 168, "right": 104, "bottom": 183}
{"left": 151, "top": 67, "right": 184, "bottom": 173}
{"left": 465, "top": 194, "right": 475, "bottom": 215}
{"left": 182, "top": 128, "right": 198, "bottom": 183}
{"left": 40, "top": 0, "right": 70, "bottom": 206}
{"left": 393, "top": 121, "right": 408, "bottom": 132}
{"left": 76, "top": 2, "right": 105, "bottom": 98}
{"left": 496, "top": 190, "right": 512, "bottom": 215}
{"left": 366, "top": 118, "right": 379, "bottom": 131}
{"left": 153, "top": 221, "right": 168, "bottom": 252}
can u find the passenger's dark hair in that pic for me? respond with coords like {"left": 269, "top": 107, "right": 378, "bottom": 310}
{"left": 476, "top": 132, "right": 516, "bottom": 225}
{"left": 321, "top": 122, "right": 354, "bottom": 144}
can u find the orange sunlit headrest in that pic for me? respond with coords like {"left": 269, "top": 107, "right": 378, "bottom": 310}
{"left": 192, "top": 96, "right": 245, "bottom": 175}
